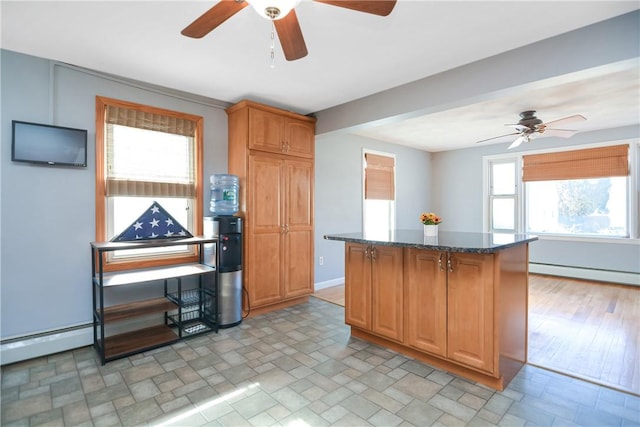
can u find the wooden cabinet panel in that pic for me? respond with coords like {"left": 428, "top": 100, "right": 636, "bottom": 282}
{"left": 371, "top": 246, "right": 404, "bottom": 342}
{"left": 286, "top": 119, "right": 314, "bottom": 158}
{"left": 405, "top": 249, "right": 447, "bottom": 356}
{"left": 285, "top": 229, "right": 313, "bottom": 297}
{"left": 249, "top": 155, "right": 283, "bottom": 230}
{"left": 247, "top": 232, "right": 283, "bottom": 307}
{"left": 344, "top": 244, "right": 403, "bottom": 341}
{"left": 247, "top": 108, "right": 314, "bottom": 158}
{"left": 228, "top": 100, "right": 316, "bottom": 313}
{"left": 447, "top": 252, "right": 495, "bottom": 373}
{"left": 285, "top": 160, "right": 313, "bottom": 227}
{"left": 345, "top": 243, "right": 371, "bottom": 330}
{"left": 249, "top": 108, "right": 285, "bottom": 153}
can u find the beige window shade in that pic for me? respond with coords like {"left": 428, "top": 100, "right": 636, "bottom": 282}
{"left": 106, "top": 106, "right": 195, "bottom": 137}
{"left": 105, "top": 105, "right": 197, "bottom": 198}
{"left": 365, "top": 153, "right": 395, "bottom": 200}
{"left": 105, "top": 180, "right": 195, "bottom": 198}
{"left": 522, "top": 144, "right": 629, "bottom": 182}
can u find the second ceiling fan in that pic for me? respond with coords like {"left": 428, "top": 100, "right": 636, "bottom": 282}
{"left": 181, "top": 0, "right": 397, "bottom": 61}
{"left": 476, "top": 110, "right": 587, "bottom": 149}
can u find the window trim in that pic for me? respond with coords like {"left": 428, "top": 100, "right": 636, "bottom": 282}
{"left": 483, "top": 139, "right": 639, "bottom": 242}
{"left": 95, "top": 96, "right": 204, "bottom": 271}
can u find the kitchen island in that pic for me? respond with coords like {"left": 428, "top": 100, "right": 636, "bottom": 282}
{"left": 324, "top": 230, "right": 538, "bottom": 391}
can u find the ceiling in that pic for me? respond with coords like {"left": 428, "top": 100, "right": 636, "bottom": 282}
{"left": 1, "top": 1, "right": 639, "bottom": 152}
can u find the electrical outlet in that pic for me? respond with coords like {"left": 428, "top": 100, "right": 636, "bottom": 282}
{"left": 319, "top": 256, "right": 324, "bottom": 265}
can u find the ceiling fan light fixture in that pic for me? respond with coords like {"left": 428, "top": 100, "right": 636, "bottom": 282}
{"left": 248, "top": 0, "right": 301, "bottom": 20}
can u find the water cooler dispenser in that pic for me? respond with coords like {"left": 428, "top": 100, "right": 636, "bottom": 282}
{"left": 215, "top": 216, "right": 243, "bottom": 328}
{"left": 205, "top": 174, "right": 243, "bottom": 328}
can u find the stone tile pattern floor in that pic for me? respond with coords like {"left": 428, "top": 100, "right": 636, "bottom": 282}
{"left": 1, "top": 298, "right": 639, "bottom": 426}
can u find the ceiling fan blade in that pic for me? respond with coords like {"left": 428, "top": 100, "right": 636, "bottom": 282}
{"left": 542, "top": 128, "right": 579, "bottom": 138}
{"left": 274, "top": 9, "right": 308, "bottom": 61}
{"left": 508, "top": 135, "right": 527, "bottom": 149}
{"left": 181, "top": 0, "right": 248, "bottom": 38}
{"left": 313, "top": 0, "right": 397, "bottom": 16}
{"left": 476, "top": 132, "right": 521, "bottom": 144}
{"left": 543, "top": 114, "right": 586, "bottom": 129}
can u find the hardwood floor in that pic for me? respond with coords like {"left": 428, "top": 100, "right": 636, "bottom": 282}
{"left": 311, "top": 284, "right": 345, "bottom": 306}
{"left": 313, "top": 275, "right": 640, "bottom": 396}
{"left": 528, "top": 274, "right": 639, "bottom": 396}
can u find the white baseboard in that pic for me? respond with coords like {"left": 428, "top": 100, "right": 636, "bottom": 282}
{"left": 314, "top": 277, "right": 345, "bottom": 291}
{"left": 529, "top": 263, "right": 639, "bottom": 287}
{"left": 0, "top": 325, "right": 93, "bottom": 366}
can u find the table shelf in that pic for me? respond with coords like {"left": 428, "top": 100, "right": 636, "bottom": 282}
{"left": 91, "top": 237, "right": 219, "bottom": 364}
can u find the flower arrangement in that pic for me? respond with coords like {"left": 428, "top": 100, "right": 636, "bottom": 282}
{"left": 420, "top": 212, "right": 442, "bottom": 225}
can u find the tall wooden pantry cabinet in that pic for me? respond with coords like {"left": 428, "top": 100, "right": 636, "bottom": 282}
{"left": 227, "top": 100, "right": 316, "bottom": 315}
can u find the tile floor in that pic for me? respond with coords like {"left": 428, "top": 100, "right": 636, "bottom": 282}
{"left": 1, "top": 298, "right": 639, "bottom": 426}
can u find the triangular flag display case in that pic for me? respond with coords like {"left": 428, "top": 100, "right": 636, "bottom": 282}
{"left": 111, "top": 201, "right": 193, "bottom": 242}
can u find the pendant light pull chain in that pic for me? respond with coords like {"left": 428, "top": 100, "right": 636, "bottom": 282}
{"left": 270, "top": 21, "right": 276, "bottom": 69}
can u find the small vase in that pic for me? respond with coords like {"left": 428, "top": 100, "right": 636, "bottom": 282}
{"left": 423, "top": 224, "right": 438, "bottom": 236}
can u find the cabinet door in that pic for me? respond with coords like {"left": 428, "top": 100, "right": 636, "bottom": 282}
{"left": 248, "top": 108, "right": 285, "bottom": 153}
{"left": 447, "top": 253, "right": 495, "bottom": 373}
{"left": 285, "top": 118, "right": 314, "bottom": 158}
{"left": 283, "top": 159, "right": 314, "bottom": 297}
{"left": 345, "top": 243, "right": 371, "bottom": 330}
{"left": 371, "top": 245, "right": 404, "bottom": 342}
{"left": 246, "top": 154, "right": 284, "bottom": 307}
{"left": 405, "top": 249, "right": 447, "bottom": 356}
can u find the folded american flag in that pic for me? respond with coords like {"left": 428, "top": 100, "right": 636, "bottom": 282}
{"left": 111, "top": 202, "right": 193, "bottom": 242}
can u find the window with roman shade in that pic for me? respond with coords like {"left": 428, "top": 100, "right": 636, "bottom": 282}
{"left": 363, "top": 151, "right": 395, "bottom": 238}
{"left": 95, "top": 96, "right": 204, "bottom": 271}
{"left": 365, "top": 153, "right": 395, "bottom": 200}
{"left": 522, "top": 144, "right": 630, "bottom": 238}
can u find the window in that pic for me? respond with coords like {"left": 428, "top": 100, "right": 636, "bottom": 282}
{"left": 523, "top": 145, "right": 629, "bottom": 238}
{"left": 485, "top": 142, "right": 637, "bottom": 240}
{"left": 489, "top": 160, "right": 517, "bottom": 232}
{"left": 363, "top": 151, "right": 395, "bottom": 239}
{"left": 95, "top": 96, "right": 204, "bottom": 270}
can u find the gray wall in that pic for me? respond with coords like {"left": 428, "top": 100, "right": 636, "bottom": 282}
{"left": 314, "top": 10, "right": 640, "bottom": 279}
{"left": 314, "top": 135, "right": 431, "bottom": 283}
{"left": 2, "top": 11, "right": 639, "bottom": 343}
{"left": 1, "top": 49, "right": 230, "bottom": 340}
{"left": 432, "top": 126, "right": 640, "bottom": 274}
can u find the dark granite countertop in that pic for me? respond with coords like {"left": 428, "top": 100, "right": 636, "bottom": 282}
{"left": 324, "top": 230, "right": 538, "bottom": 254}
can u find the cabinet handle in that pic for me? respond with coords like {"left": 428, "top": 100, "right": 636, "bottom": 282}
{"left": 371, "top": 246, "right": 376, "bottom": 262}
{"left": 285, "top": 224, "right": 289, "bottom": 234}
{"left": 438, "top": 253, "right": 445, "bottom": 271}
{"left": 365, "top": 247, "right": 370, "bottom": 259}
{"left": 447, "top": 255, "right": 453, "bottom": 273}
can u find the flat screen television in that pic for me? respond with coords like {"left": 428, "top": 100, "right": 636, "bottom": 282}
{"left": 11, "top": 120, "right": 88, "bottom": 167}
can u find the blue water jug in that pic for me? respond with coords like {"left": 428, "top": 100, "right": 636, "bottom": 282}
{"left": 210, "top": 174, "right": 239, "bottom": 216}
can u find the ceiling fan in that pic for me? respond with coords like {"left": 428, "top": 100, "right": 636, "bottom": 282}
{"left": 476, "top": 110, "right": 587, "bottom": 149}
{"left": 181, "top": 0, "right": 397, "bottom": 61}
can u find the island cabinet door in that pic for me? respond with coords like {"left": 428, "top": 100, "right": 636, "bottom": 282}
{"left": 345, "top": 243, "right": 372, "bottom": 330}
{"left": 371, "top": 245, "right": 404, "bottom": 342}
{"left": 447, "top": 252, "right": 495, "bottom": 374}
{"left": 405, "top": 249, "right": 447, "bottom": 357}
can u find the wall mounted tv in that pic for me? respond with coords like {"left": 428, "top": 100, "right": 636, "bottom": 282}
{"left": 11, "top": 120, "right": 88, "bottom": 167}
